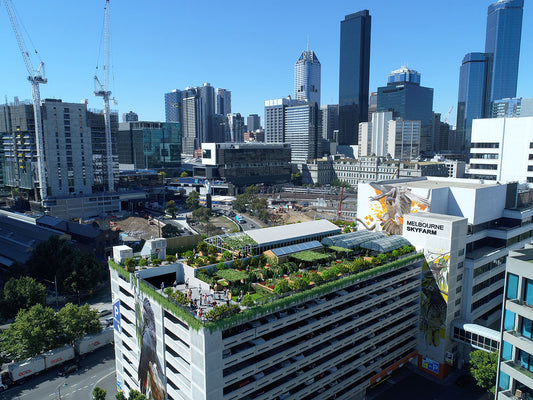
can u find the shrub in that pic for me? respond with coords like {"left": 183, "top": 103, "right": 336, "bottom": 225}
{"left": 152, "top": 258, "right": 162, "bottom": 266}
{"left": 139, "top": 258, "right": 148, "bottom": 267}
{"left": 216, "top": 262, "right": 226, "bottom": 271}
{"left": 377, "top": 253, "right": 387, "bottom": 263}
{"left": 166, "top": 254, "right": 176, "bottom": 262}
{"left": 233, "top": 259, "right": 244, "bottom": 269}
{"left": 274, "top": 279, "right": 290, "bottom": 295}
{"left": 391, "top": 250, "right": 400, "bottom": 258}
{"left": 222, "top": 250, "right": 232, "bottom": 261}
{"left": 124, "top": 258, "right": 136, "bottom": 269}
{"left": 321, "top": 270, "right": 332, "bottom": 280}
{"left": 330, "top": 266, "right": 340, "bottom": 276}
{"left": 241, "top": 294, "right": 254, "bottom": 307}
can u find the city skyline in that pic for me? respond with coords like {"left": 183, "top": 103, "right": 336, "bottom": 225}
{"left": 0, "top": 1, "right": 531, "bottom": 128}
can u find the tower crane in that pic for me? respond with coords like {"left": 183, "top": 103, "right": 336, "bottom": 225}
{"left": 94, "top": 0, "right": 115, "bottom": 192}
{"left": 443, "top": 105, "right": 454, "bottom": 125}
{"left": 3, "top": 0, "right": 48, "bottom": 205}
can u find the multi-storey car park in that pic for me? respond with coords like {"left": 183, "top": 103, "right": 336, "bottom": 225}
{"left": 109, "top": 221, "right": 424, "bottom": 400}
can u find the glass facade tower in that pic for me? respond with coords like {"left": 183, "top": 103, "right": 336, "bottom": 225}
{"left": 338, "top": 10, "right": 371, "bottom": 146}
{"left": 456, "top": 53, "right": 490, "bottom": 151}
{"left": 294, "top": 50, "right": 321, "bottom": 105}
{"left": 485, "top": 0, "right": 524, "bottom": 104}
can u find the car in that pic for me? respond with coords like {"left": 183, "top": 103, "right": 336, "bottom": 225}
{"left": 222, "top": 348, "right": 232, "bottom": 358}
{"left": 99, "top": 309, "right": 112, "bottom": 317}
{"left": 105, "top": 317, "right": 114, "bottom": 327}
{"left": 58, "top": 363, "right": 79, "bottom": 376}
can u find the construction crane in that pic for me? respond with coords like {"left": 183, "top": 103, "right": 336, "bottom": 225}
{"left": 443, "top": 105, "right": 454, "bottom": 125}
{"left": 3, "top": 0, "right": 48, "bottom": 205}
{"left": 337, "top": 185, "right": 345, "bottom": 218}
{"left": 94, "top": 0, "right": 115, "bottom": 192}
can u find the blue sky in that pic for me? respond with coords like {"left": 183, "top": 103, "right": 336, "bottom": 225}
{"left": 1, "top": 0, "right": 531, "bottom": 127}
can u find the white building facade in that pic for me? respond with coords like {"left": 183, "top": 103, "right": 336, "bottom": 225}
{"left": 294, "top": 50, "right": 321, "bottom": 105}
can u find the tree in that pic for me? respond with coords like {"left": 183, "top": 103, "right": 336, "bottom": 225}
{"left": 186, "top": 191, "right": 200, "bottom": 210}
{"left": 1, "top": 276, "right": 46, "bottom": 319}
{"left": 27, "top": 236, "right": 104, "bottom": 294}
{"left": 180, "top": 171, "right": 189, "bottom": 178}
{"left": 470, "top": 350, "right": 497, "bottom": 396}
{"left": 291, "top": 171, "right": 303, "bottom": 185}
{"left": 0, "top": 304, "right": 60, "bottom": 360}
{"left": 193, "top": 207, "right": 211, "bottom": 222}
{"left": 166, "top": 200, "right": 177, "bottom": 218}
{"left": 162, "top": 224, "right": 180, "bottom": 238}
{"left": 115, "top": 393, "right": 127, "bottom": 400}
{"left": 57, "top": 303, "right": 101, "bottom": 344}
{"left": 93, "top": 386, "right": 107, "bottom": 400}
{"left": 125, "top": 389, "right": 147, "bottom": 400}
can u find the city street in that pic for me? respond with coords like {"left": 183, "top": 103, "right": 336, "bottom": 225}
{"left": 0, "top": 344, "right": 116, "bottom": 400}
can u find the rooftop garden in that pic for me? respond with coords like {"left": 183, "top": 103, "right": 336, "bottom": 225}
{"left": 110, "top": 242, "right": 423, "bottom": 332}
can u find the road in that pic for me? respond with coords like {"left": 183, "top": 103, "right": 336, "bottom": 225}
{"left": 0, "top": 345, "right": 116, "bottom": 400}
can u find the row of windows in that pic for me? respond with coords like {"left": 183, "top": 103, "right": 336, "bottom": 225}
{"left": 470, "top": 153, "right": 499, "bottom": 159}
{"left": 471, "top": 287, "right": 503, "bottom": 312}
{"left": 452, "top": 326, "right": 499, "bottom": 352}
{"left": 472, "top": 272, "right": 504, "bottom": 295}
{"left": 471, "top": 142, "right": 500, "bottom": 148}
{"left": 474, "top": 256, "right": 507, "bottom": 278}
{"left": 470, "top": 164, "right": 498, "bottom": 170}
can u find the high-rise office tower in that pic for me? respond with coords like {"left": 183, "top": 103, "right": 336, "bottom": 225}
{"left": 164, "top": 89, "right": 182, "bottom": 123}
{"left": 216, "top": 88, "right": 231, "bottom": 116}
{"left": 485, "top": 0, "right": 524, "bottom": 105}
{"left": 338, "top": 10, "right": 371, "bottom": 146}
{"left": 294, "top": 49, "right": 321, "bottom": 105}
{"left": 456, "top": 53, "right": 490, "bottom": 152}
{"left": 456, "top": 0, "right": 523, "bottom": 153}
{"left": 320, "top": 104, "right": 339, "bottom": 141}
{"left": 122, "top": 111, "right": 138, "bottom": 123}
{"left": 285, "top": 103, "right": 320, "bottom": 164}
{"left": 247, "top": 114, "right": 261, "bottom": 132}
{"left": 377, "top": 66, "right": 433, "bottom": 153}
{"left": 368, "top": 92, "right": 377, "bottom": 121}
{"left": 264, "top": 97, "right": 305, "bottom": 143}
{"left": 226, "top": 113, "right": 245, "bottom": 142}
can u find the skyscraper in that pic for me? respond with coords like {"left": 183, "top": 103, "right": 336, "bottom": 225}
{"left": 338, "top": 10, "right": 371, "bottom": 146}
{"left": 164, "top": 89, "right": 181, "bottom": 123}
{"left": 247, "top": 114, "right": 261, "bottom": 132}
{"left": 294, "top": 49, "right": 321, "bottom": 105}
{"left": 320, "top": 104, "right": 339, "bottom": 141}
{"left": 226, "top": 113, "right": 245, "bottom": 142}
{"left": 456, "top": 0, "right": 524, "bottom": 153}
{"left": 485, "top": 0, "right": 524, "bottom": 104}
{"left": 285, "top": 103, "right": 320, "bottom": 164}
{"left": 456, "top": 53, "right": 491, "bottom": 151}
{"left": 377, "top": 66, "right": 433, "bottom": 153}
{"left": 216, "top": 88, "right": 231, "bottom": 116}
{"left": 264, "top": 97, "right": 305, "bottom": 143}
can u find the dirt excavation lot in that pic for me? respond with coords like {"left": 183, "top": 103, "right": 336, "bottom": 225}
{"left": 114, "top": 216, "right": 161, "bottom": 240}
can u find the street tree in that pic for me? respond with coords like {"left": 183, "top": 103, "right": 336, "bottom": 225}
{"left": 180, "top": 171, "right": 189, "bottom": 178}
{"left": 93, "top": 386, "right": 107, "bottom": 400}
{"left": 193, "top": 207, "right": 211, "bottom": 222}
{"left": 166, "top": 200, "right": 177, "bottom": 218}
{"left": 186, "top": 191, "right": 200, "bottom": 210}
{"left": 1, "top": 276, "right": 46, "bottom": 319}
{"left": 57, "top": 303, "right": 101, "bottom": 344}
{"left": 470, "top": 350, "right": 497, "bottom": 396}
{"left": 0, "top": 304, "right": 60, "bottom": 360}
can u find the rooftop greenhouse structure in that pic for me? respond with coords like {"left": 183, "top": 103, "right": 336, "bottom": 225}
{"left": 204, "top": 219, "right": 341, "bottom": 256}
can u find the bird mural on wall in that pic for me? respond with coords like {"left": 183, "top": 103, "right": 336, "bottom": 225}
{"left": 368, "top": 184, "right": 431, "bottom": 235}
{"left": 138, "top": 297, "right": 165, "bottom": 400}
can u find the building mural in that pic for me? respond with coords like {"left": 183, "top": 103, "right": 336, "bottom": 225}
{"left": 358, "top": 183, "right": 431, "bottom": 235}
{"left": 136, "top": 296, "right": 166, "bottom": 400}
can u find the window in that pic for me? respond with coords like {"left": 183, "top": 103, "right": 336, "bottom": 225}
{"left": 457, "top": 274, "right": 463, "bottom": 282}
{"left": 522, "top": 317, "right": 533, "bottom": 340}
{"left": 525, "top": 279, "right": 533, "bottom": 306}
{"left": 507, "top": 273, "right": 519, "bottom": 299}
{"left": 456, "top": 286, "right": 462, "bottom": 294}
{"left": 504, "top": 310, "right": 516, "bottom": 331}
{"left": 501, "top": 341, "right": 513, "bottom": 361}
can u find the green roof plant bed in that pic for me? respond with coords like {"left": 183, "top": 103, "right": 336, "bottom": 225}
{"left": 291, "top": 251, "right": 332, "bottom": 262}
{"left": 329, "top": 246, "right": 353, "bottom": 253}
{"left": 217, "top": 269, "right": 249, "bottom": 282}
{"left": 222, "top": 233, "right": 257, "bottom": 249}
{"left": 204, "top": 252, "right": 423, "bottom": 331}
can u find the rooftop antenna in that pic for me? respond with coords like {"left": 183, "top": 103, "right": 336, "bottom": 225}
{"left": 306, "top": 35, "right": 309, "bottom": 51}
